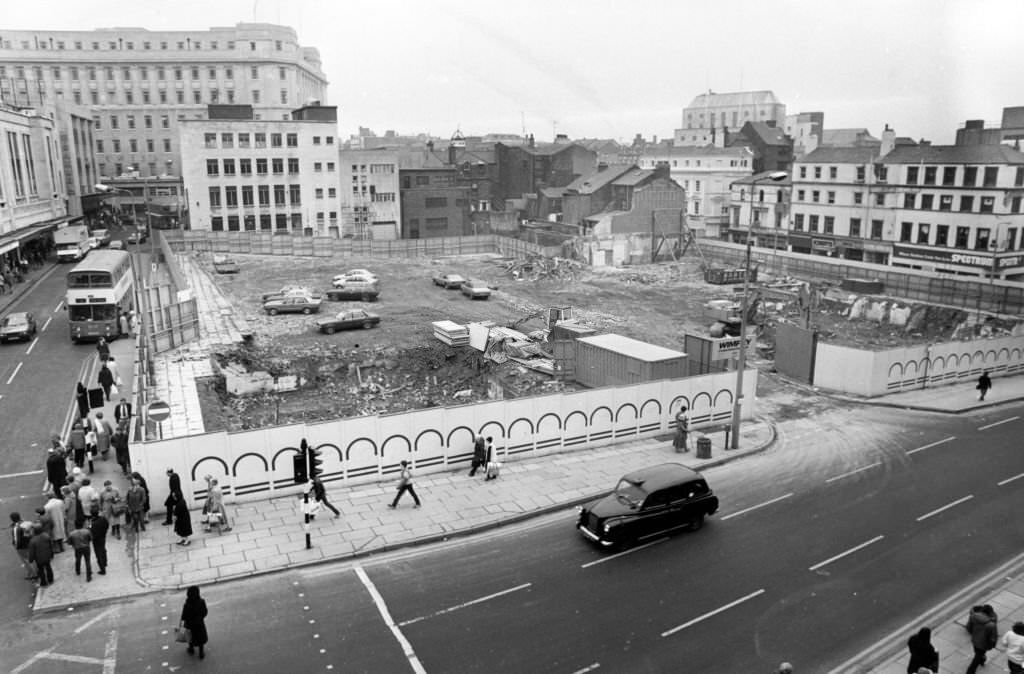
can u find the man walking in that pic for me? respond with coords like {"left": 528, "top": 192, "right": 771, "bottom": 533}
{"left": 97, "top": 364, "right": 115, "bottom": 402}
{"left": 27, "top": 524, "right": 54, "bottom": 587}
{"left": 468, "top": 435, "right": 486, "bottom": 477}
{"left": 163, "top": 468, "right": 183, "bottom": 526}
{"left": 94, "top": 413, "right": 114, "bottom": 459}
{"left": 125, "top": 476, "right": 147, "bottom": 533}
{"left": 67, "top": 522, "right": 93, "bottom": 582}
{"left": 311, "top": 476, "right": 340, "bottom": 519}
{"left": 388, "top": 460, "right": 421, "bottom": 509}
{"left": 9, "top": 512, "right": 36, "bottom": 580}
{"left": 977, "top": 371, "right": 992, "bottom": 401}
{"left": 90, "top": 505, "right": 109, "bottom": 575}
{"left": 114, "top": 398, "right": 132, "bottom": 426}
{"left": 45, "top": 444, "right": 67, "bottom": 500}
{"left": 965, "top": 604, "right": 998, "bottom": 674}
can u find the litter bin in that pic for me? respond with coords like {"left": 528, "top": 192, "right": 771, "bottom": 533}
{"left": 696, "top": 436, "right": 712, "bottom": 459}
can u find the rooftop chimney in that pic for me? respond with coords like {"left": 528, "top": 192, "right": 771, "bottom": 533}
{"left": 880, "top": 124, "right": 896, "bottom": 157}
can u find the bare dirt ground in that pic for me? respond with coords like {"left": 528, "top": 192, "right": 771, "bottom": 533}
{"left": 192, "top": 250, "right": 992, "bottom": 432}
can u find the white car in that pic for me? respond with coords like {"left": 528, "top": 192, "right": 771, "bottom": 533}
{"left": 87, "top": 237, "right": 101, "bottom": 250}
{"left": 338, "top": 269, "right": 378, "bottom": 281}
{"left": 331, "top": 274, "right": 379, "bottom": 290}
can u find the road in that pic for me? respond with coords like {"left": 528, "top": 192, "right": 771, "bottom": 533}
{"left": 3, "top": 403, "right": 1022, "bottom": 672}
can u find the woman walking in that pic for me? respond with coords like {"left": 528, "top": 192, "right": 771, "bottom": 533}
{"left": 173, "top": 498, "right": 192, "bottom": 546}
{"left": 180, "top": 586, "right": 209, "bottom": 659}
{"left": 906, "top": 626, "right": 939, "bottom": 673}
{"left": 75, "top": 382, "right": 90, "bottom": 419}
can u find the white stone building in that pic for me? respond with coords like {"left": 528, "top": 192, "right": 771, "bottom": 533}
{"left": 340, "top": 148, "right": 400, "bottom": 240}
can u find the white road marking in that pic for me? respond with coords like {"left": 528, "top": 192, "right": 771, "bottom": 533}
{"left": 6, "top": 361, "right": 23, "bottom": 385}
{"left": 997, "top": 472, "right": 1024, "bottom": 487}
{"left": 25, "top": 337, "right": 38, "bottom": 355}
{"left": 0, "top": 470, "right": 43, "bottom": 479}
{"left": 54, "top": 300, "right": 63, "bottom": 313}
{"left": 41, "top": 316, "right": 52, "bottom": 331}
{"left": 661, "top": 588, "right": 766, "bottom": 637}
{"left": 581, "top": 538, "right": 667, "bottom": 568}
{"left": 808, "top": 535, "right": 885, "bottom": 572}
{"left": 916, "top": 495, "right": 973, "bottom": 522}
{"left": 355, "top": 566, "right": 426, "bottom": 674}
{"left": 11, "top": 648, "right": 53, "bottom": 673}
{"left": 102, "top": 629, "right": 118, "bottom": 674}
{"left": 74, "top": 606, "right": 118, "bottom": 634}
{"left": 978, "top": 416, "right": 1020, "bottom": 431}
{"left": 721, "top": 493, "right": 794, "bottom": 520}
{"left": 906, "top": 436, "right": 955, "bottom": 455}
{"left": 825, "top": 462, "right": 883, "bottom": 484}
{"left": 571, "top": 664, "right": 601, "bottom": 673}
{"left": 399, "top": 583, "right": 533, "bottom": 626}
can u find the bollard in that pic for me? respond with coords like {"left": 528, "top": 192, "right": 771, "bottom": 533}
{"left": 696, "top": 436, "right": 712, "bottom": 459}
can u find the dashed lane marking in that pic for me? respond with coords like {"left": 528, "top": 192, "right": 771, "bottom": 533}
{"left": 906, "top": 436, "right": 955, "bottom": 455}
{"left": 6, "top": 361, "right": 23, "bottom": 385}
{"left": 808, "top": 535, "right": 885, "bottom": 572}
{"left": 916, "top": 495, "right": 973, "bottom": 522}
{"left": 978, "top": 416, "right": 1020, "bottom": 431}
{"left": 720, "top": 493, "right": 793, "bottom": 520}
{"left": 0, "top": 470, "right": 43, "bottom": 479}
{"left": 580, "top": 538, "right": 667, "bottom": 568}
{"left": 825, "top": 462, "right": 883, "bottom": 484}
{"left": 53, "top": 300, "right": 63, "bottom": 313}
{"left": 997, "top": 472, "right": 1024, "bottom": 487}
{"left": 25, "top": 337, "right": 38, "bottom": 355}
{"left": 399, "top": 582, "right": 532, "bottom": 626}
{"left": 41, "top": 316, "right": 51, "bottom": 331}
{"left": 661, "top": 588, "right": 766, "bottom": 637}
{"left": 355, "top": 566, "right": 426, "bottom": 674}
{"left": 571, "top": 664, "right": 601, "bottom": 673}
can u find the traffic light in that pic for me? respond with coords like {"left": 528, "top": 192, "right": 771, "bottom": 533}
{"left": 293, "top": 445, "right": 308, "bottom": 484}
{"left": 307, "top": 444, "right": 323, "bottom": 480}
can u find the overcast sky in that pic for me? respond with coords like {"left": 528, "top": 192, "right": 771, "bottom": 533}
{"left": 8, "top": 0, "right": 1024, "bottom": 144}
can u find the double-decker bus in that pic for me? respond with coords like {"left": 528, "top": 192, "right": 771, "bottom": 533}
{"left": 65, "top": 249, "right": 134, "bottom": 342}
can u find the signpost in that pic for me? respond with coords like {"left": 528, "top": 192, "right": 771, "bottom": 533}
{"left": 147, "top": 400, "right": 170, "bottom": 440}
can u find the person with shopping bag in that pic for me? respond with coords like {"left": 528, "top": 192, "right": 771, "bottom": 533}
{"left": 178, "top": 586, "right": 209, "bottom": 659}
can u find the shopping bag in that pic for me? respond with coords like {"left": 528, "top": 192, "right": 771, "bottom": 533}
{"left": 110, "top": 383, "right": 119, "bottom": 396}
{"left": 174, "top": 625, "right": 191, "bottom": 643}
{"left": 486, "top": 461, "right": 501, "bottom": 479}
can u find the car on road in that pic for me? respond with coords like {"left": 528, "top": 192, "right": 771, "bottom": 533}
{"left": 260, "top": 285, "right": 318, "bottom": 302}
{"left": 262, "top": 294, "right": 323, "bottom": 316}
{"left": 315, "top": 309, "right": 381, "bottom": 334}
{"left": 126, "top": 229, "right": 148, "bottom": 244}
{"left": 460, "top": 278, "right": 492, "bottom": 300}
{"left": 0, "top": 311, "right": 37, "bottom": 343}
{"left": 331, "top": 273, "right": 379, "bottom": 292}
{"left": 576, "top": 463, "right": 719, "bottom": 549}
{"left": 109, "top": 240, "right": 125, "bottom": 250}
{"left": 324, "top": 285, "right": 380, "bottom": 302}
{"left": 90, "top": 229, "right": 111, "bottom": 247}
{"left": 432, "top": 272, "right": 466, "bottom": 289}
{"left": 86, "top": 237, "right": 101, "bottom": 250}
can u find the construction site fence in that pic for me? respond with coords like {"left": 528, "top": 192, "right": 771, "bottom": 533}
{"left": 696, "top": 239, "right": 1024, "bottom": 315}
{"left": 142, "top": 231, "right": 201, "bottom": 355}
{"left": 163, "top": 231, "right": 557, "bottom": 259}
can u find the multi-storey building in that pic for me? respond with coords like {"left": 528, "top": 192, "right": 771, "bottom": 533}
{"left": 784, "top": 111, "right": 824, "bottom": 158}
{"left": 180, "top": 104, "right": 341, "bottom": 236}
{"left": 398, "top": 152, "right": 471, "bottom": 239}
{"left": 674, "top": 90, "right": 786, "bottom": 147}
{"left": 728, "top": 172, "right": 791, "bottom": 251}
{"left": 0, "top": 102, "right": 69, "bottom": 266}
{"left": 52, "top": 99, "right": 99, "bottom": 218}
{"left": 0, "top": 23, "right": 327, "bottom": 183}
{"left": 340, "top": 147, "right": 400, "bottom": 240}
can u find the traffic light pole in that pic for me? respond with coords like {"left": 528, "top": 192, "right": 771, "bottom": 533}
{"left": 303, "top": 484, "right": 312, "bottom": 550}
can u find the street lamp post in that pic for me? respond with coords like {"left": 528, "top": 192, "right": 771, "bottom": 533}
{"left": 730, "top": 171, "right": 787, "bottom": 449}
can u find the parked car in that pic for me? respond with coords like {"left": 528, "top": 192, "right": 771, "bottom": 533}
{"left": 432, "top": 272, "right": 466, "bottom": 289}
{"left": 0, "top": 311, "right": 37, "bottom": 343}
{"left": 576, "top": 463, "right": 719, "bottom": 549}
{"left": 460, "top": 278, "right": 492, "bottom": 299}
{"left": 212, "top": 255, "right": 240, "bottom": 274}
{"left": 331, "top": 274, "right": 379, "bottom": 292}
{"left": 324, "top": 285, "right": 380, "bottom": 302}
{"left": 126, "top": 229, "right": 148, "bottom": 244}
{"left": 109, "top": 240, "right": 125, "bottom": 250}
{"left": 260, "top": 285, "right": 318, "bottom": 302}
{"left": 315, "top": 309, "right": 381, "bottom": 334}
{"left": 263, "top": 295, "right": 323, "bottom": 316}
{"left": 334, "top": 269, "right": 378, "bottom": 282}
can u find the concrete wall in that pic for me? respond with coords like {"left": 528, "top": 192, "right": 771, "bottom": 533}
{"left": 136, "top": 370, "right": 758, "bottom": 511}
{"left": 813, "top": 335, "right": 1024, "bottom": 396}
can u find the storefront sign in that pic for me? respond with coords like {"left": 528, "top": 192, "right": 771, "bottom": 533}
{"left": 811, "top": 237, "right": 835, "bottom": 251}
{"left": 710, "top": 335, "right": 753, "bottom": 360}
{"left": 892, "top": 244, "right": 993, "bottom": 268}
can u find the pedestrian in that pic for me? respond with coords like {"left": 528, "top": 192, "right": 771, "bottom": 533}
{"left": 977, "top": 371, "right": 992, "bottom": 401}
{"left": 125, "top": 476, "right": 147, "bottom": 532}
{"left": 311, "top": 475, "right": 340, "bottom": 519}
{"left": 203, "top": 476, "right": 231, "bottom": 532}
{"left": 673, "top": 405, "right": 690, "bottom": 452}
{"left": 113, "top": 420, "right": 131, "bottom": 476}
{"left": 89, "top": 505, "right": 109, "bottom": 575}
{"left": 84, "top": 426, "right": 97, "bottom": 473}
{"left": 484, "top": 436, "right": 499, "bottom": 481}
{"left": 173, "top": 498, "right": 193, "bottom": 546}
{"left": 43, "top": 493, "right": 65, "bottom": 553}
{"left": 163, "top": 468, "right": 183, "bottom": 526}
{"left": 106, "top": 355, "right": 121, "bottom": 387}
{"left": 68, "top": 420, "right": 87, "bottom": 470}
{"left": 100, "top": 481, "right": 124, "bottom": 540}
{"left": 78, "top": 479, "right": 98, "bottom": 526}
{"left": 129, "top": 311, "right": 139, "bottom": 334}
{"left": 965, "top": 604, "right": 999, "bottom": 674}
{"left": 180, "top": 585, "right": 209, "bottom": 659}
{"left": 131, "top": 471, "right": 151, "bottom": 522}
{"left": 114, "top": 398, "right": 132, "bottom": 426}
{"left": 67, "top": 522, "right": 93, "bottom": 582}
{"left": 468, "top": 434, "right": 486, "bottom": 477}
{"left": 1004, "top": 621, "right": 1024, "bottom": 674}
{"left": 905, "top": 626, "right": 939, "bottom": 674}
{"left": 388, "top": 460, "right": 421, "bottom": 509}
{"left": 76, "top": 382, "right": 90, "bottom": 419}
{"left": 9, "top": 512, "right": 36, "bottom": 580}
{"left": 97, "top": 364, "right": 115, "bottom": 402}
{"left": 96, "top": 337, "right": 110, "bottom": 363}
{"left": 27, "top": 524, "right": 54, "bottom": 587}
{"left": 45, "top": 443, "right": 68, "bottom": 500}
{"left": 118, "top": 312, "right": 130, "bottom": 337}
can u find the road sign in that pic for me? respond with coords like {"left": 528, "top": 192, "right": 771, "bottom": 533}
{"left": 147, "top": 400, "right": 171, "bottom": 422}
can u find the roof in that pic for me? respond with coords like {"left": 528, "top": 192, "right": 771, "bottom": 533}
{"left": 622, "top": 463, "right": 702, "bottom": 493}
{"left": 397, "top": 151, "right": 449, "bottom": 169}
{"left": 642, "top": 144, "right": 751, "bottom": 158}
{"left": 522, "top": 142, "right": 581, "bottom": 156}
{"left": 540, "top": 186, "right": 565, "bottom": 199}
{"left": 577, "top": 333, "right": 685, "bottom": 361}
{"left": 564, "top": 164, "right": 635, "bottom": 195}
{"left": 798, "top": 146, "right": 881, "bottom": 164}
{"left": 732, "top": 170, "right": 792, "bottom": 186}
{"left": 611, "top": 168, "right": 655, "bottom": 187}
{"left": 820, "top": 128, "right": 881, "bottom": 147}
{"left": 737, "top": 122, "right": 790, "bottom": 147}
{"left": 882, "top": 144, "right": 1024, "bottom": 165}
{"left": 686, "top": 90, "right": 782, "bottom": 109}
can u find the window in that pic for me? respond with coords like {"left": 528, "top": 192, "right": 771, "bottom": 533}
{"left": 813, "top": 166, "right": 821, "bottom": 179}
{"left": 326, "top": 137, "right": 334, "bottom": 145}
{"left": 288, "top": 184, "right": 301, "bottom": 204}
{"left": 1013, "top": 197, "right": 1023, "bottom": 214}
{"left": 425, "top": 217, "right": 448, "bottom": 230}
{"left": 871, "top": 220, "right": 883, "bottom": 240}
{"left": 808, "top": 215, "right": 819, "bottom": 232}
{"left": 240, "top": 159, "right": 252, "bottom": 176}
{"left": 286, "top": 158, "right": 299, "bottom": 174}
{"left": 112, "top": 140, "right": 121, "bottom": 153}
{"left": 920, "top": 194, "right": 934, "bottom": 210}
{"left": 208, "top": 186, "right": 221, "bottom": 207}
{"left": 221, "top": 133, "right": 233, "bottom": 149}
{"left": 811, "top": 191, "right": 819, "bottom": 203}
{"left": 425, "top": 197, "right": 448, "bottom": 208}
{"left": 286, "top": 133, "right": 298, "bottom": 147}
{"left": 980, "top": 196, "right": 994, "bottom": 213}
{"left": 226, "top": 215, "right": 239, "bottom": 231}
{"left": 694, "top": 180, "right": 701, "bottom": 192}
{"left": 314, "top": 162, "right": 322, "bottom": 172}
{"left": 935, "top": 225, "right": 949, "bottom": 246}
{"left": 273, "top": 184, "right": 286, "bottom": 205}
{"left": 105, "top": 66, "right": 114, "bottom": 79}
{"left": 824, "top": 216, "right": 835, "bottom": 234}
{"left": 875, "top": 193, "right": 885, "bottom": 206}
{"left": 904, "top": 193, "right": 916, "bottom": 209}
{"left": 906, "top": 166, "right": 919, "bottom": 184}
{"left": 315, "top": 188, "right": 324, "bottom": 199}
{"left": 122, "top": 66, "right": 131, "bottom": 79}
{"left": 279, "top": 66, "right": 286, "bottom": 79}
{"left": 96, "top": 140, "right": 104, "bottom": 153}
{"left": 326, "top": 162, "right": 335, "bottom": 171}
{"left": 124, "top": 91, "right": 134, "bottom": 105}
{"left": 223, "top": 159, "right": 236, "bottom": 176}
{"left": 206, "top": 159, "right": 219, "bottom": 176}
{"left": 242, "top": 186, "right": 253, "bottom": 206}
{"left": 238, "top": 133, "right": 250, "bottom": 148}
{"left": 110, "top": 115, "right": 119, "bottom": 130}
{"left": 271, "top": 133, "right": 282, "bottom": 148}
{"left": 829, "top": 166, "right": 837, "bottom": 179}
{"left": 146, "top": 139, "right": 154, "bottom": 152}
{"left": 280, "top": 89, "right": 288, "bottom": 104}
{"left": 983, "top": 166, "right": 998, "bottom": 187}
{"left": 275, "top": 214, "right": 288, "bottom": 230}
{"left": 1016, "top": 167, "right": 1024, "bottom": 187}
{"left": 939, "top": 195, "right": 953, "bottom": 211}
{"left": 193, "top": 91, "right": 201, "bottom": 104}
{"left": 272, "top": 158, "right": 284, "bottom": 174}
{"left": 917, "top": 223, "right": 930, "bottom": 245}
{"left": 210, "top": 89, "right": 219, "bottom": 103}
{"left": 211, "top": 217, "right": 224, "bottom": 231}
{"left": 252, "top": 90, "right": 260, "bottom": 104}
{"left": 208, "top": 67, "right": 216, "bottom": 79}
{"left": 796, "top": 190, "right": 805, "bottom": 201}
{"left": 328, "top": 188, "right": 336, "bottom": 199}
{"left": 251, "top": 66, "right": 258, "bottom": 79}
{"left": 856, "top": 165, "right": 866, "bottom": 182}
{"left": 260, "top": 214, "right": 272, "bottom": 230}
{"left": 955, "top": 226, "right": 969, "bottom": 248}
{"left": 923, "top": 166, "right": 937, "bottom": 185}
{"left": 225, "top": 186, "right": 238, "bottom": 207}
{"left": 275, "top": 40, "right": 283, "bottom": 50}
{"left": 900, "top": 222, "right": 913, "bottom": 242}
{"left": 176, "top": 91, "right": 184, "bottom": 103}
{"left": 799, "top": 166, "right": 807, "bottom": 179}
{"left": 850, "top": 218, "right": 861, "bottom": 238}
{"left": 827, "top": 191, "right": 835, "bottom": 204}
{"left": 416, "top": 175, "right": 429, "bottom": 186}
{"left": 204, "top": 133, "right": 217, "bottom": 149}
{"left": 142, "top": 114, "right": 152, "bottom": 129}
{"left": 254, "top": 133, "right": 266, "bottom": 148}
{"left": 942, "top": 166, "right": 956, "bottom": 186}
{"left": 256, "top": 158, "right": 268, "bottom": 175}
{"left": 174, "top": 67, "right": 182, "bottom": 81}
{"left": 313, "top": 136, "right": 322, "bottom": 145}
{"left": 258, "top": 185, "right": 270, "bottom": 206}
{"left": 975, "top": 228, "right": 990, "bottom": 250}
{"left": 163, "top": 138, "right": 171, "bottom": 152}
{"left": 853, "top": 192, "right": 863, "bottom": 205}
{"left": 142, "top": 90, "right": 150, "bottom": 104}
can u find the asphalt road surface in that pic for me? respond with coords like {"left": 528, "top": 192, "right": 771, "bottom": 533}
{"left": 4, "top": 402, "right": 1022, "bottom": 673}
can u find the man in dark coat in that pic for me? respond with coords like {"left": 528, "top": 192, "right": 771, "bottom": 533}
{"left": 966, "top": 604, "right": 998, "bottom": 674}
{"left": 163, "top": 468, "right": 183, "bottom": 525}
{"left": 977, "top": 371, "right": 992, "bottom": 401}
{"left": 114, "top": 398, "right": 132, "bottom": 425}
{"left": 97, "top": 365, "right": 115, "bottom": 402}
{"left": 27, "top": 525, "right": 54, "bottom": 587}
{"left": 89, "top": 505, "right": 109, "bottom": 575}
{"left": 67, "top": 523, "right": 93, "bottom": 582}
{"left": 46, "top": 447, "right": 67, "bottom": 499}
{"left": 468, "top": 435, "right": 486, "bottom": 477}
{"left": 113, "top": 422, "right": 131, "bottom": 476}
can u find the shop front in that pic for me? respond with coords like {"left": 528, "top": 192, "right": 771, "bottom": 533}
{"left": 891, "top": 244, "right": 1024, "bottom": 280}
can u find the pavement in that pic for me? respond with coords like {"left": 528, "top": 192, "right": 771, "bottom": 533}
{"left": 7, "top": 258, "right": 1024, "bottom": 672}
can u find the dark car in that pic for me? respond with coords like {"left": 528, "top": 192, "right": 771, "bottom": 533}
{"left": 432, "top": 272, "right": 466, "bottom": 289}
{"left": 325, "top": 286, "right": 380, "bottom": 302}
{"left": 126, "top": 229, "right": 148, "bottom": 244}
{"left": 577, "top": 463, "right": 719, "bottom": 549}
{"left": 315, "top": 309, "right": 381, "bottom": 334}
{"left": 460, "top": 278, "right": 492, "bottom": 299}
{"left": 262, "top": 294, "right": 323, "bottom": 316}
{"left": 0, "top": 311, "right": 37, "bottom": 343}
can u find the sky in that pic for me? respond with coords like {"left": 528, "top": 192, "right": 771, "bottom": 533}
{"left": 7, "top": 0, "right": 1024, "bottom": 145}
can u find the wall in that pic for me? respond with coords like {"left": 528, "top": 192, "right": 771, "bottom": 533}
{"left": 813, "top": 334, "right": 1024, "bottom": 396}
{"left": 135, "top": 370, "right": 758, "bottom": 510}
